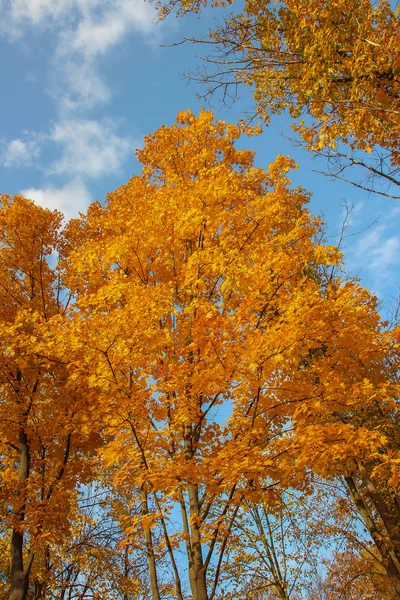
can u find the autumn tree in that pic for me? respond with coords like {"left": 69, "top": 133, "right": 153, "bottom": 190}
{"left": 29, "top": 483, "right": 150, "bottom": 600}
{"left": 307, "top": 548, "right": 395, "bottom": 600}
{"left": 219, "top": 484, "right": 347, "bottom": 599}
{"left": 158, "top": 0, "right": 400, "bottom": 198}
{"left": 63, "top": 108, "right": 338, "bottom": 600}
{"left": 61, "top": 109, "right": 400, "bottom": 598}
{"left": 2, "top": 111, "right": 399, "bottom": 599}
{"left": 277, "top": 289, "right": 400, "bottom": 594}
{"left": 0, "top": 197, "right": 101, "bottom": 600}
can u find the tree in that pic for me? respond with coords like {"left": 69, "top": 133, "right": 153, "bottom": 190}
{"left": 29, "top": 483, "right": 150, "bottom": 600}
{"left": 0, "top": 196, "right": 100, "bottom": 600}
{"left": 158, "top": 0, "right": 400, "bottom": 198}
{"left": 307, "top": 548, "right": 395, "bottom": 600}
{"left": 281, "top": 295, "right": 400, "bottom": 593}
{"left": 2, "top": 111, "right": 399, "bottom": 597}
{"left": 63, "top": 109, "right": 399, "bottom": 597}
{"left": 63, "top": 108, "right": 337, "bottom": 599}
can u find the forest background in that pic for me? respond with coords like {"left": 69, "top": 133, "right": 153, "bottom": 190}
{"left": 0, "top": 0, "right": 399, "bottom": 599}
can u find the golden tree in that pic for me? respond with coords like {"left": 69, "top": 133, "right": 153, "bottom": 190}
{"left": 158, "top": 0, "right": 400, "bottom": 197}
{"left": 0, "top": 197, "right": 100, "bottom": 600}
{"left": 64, "top": 110, "right": 400, "bottom": 598}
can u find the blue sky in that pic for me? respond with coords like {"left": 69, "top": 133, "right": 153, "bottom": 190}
{"left": 0, "top": 0, "right": 399, "bottom": 310}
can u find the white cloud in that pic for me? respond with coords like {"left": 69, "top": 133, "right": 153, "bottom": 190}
{"left": 1, "top": 137, "right": 41, "bottom": 167}
{"left": 345, "top": 221, "right": 400, "bottom": 298}
{"left": 59, "top": 59, "right": 111, "bottom": 111}
{"left": 1, "top": 0, "right": 159, "bottom": 112}
{"left": 0, "top": 0, "right": 74, "bottom": 39}
{"left": 59, "top": 0, "right": 156, "bottom": 59}
{"left": 1, "top": 0, "right": 156, "bottom": 220}
{"left": 4, "top": 0, "right": 154, "bottom": 33}
{"left": 1, "top": 116, "right": 133, "bottom": 179}
{"left": 21, "top": 178, "right": 92, "bottom": 221}
{"left": 48, "top": 118, "right": 132, "bottom": 178}
{"left": 355, "top": 227, "right": 400, "bottom": 272}
{"left": 56, "top": 0, "right": 158, "bottom": 113}
{"left": 8, "top": 0, "right": 71, "bottom": 25}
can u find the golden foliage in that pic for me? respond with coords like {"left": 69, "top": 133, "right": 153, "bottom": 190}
{"left": 2, "top": 112, "right": 400, "bottom": 598}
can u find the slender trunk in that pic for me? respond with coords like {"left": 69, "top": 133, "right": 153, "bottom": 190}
{"left": 187, "top": 482, "right": 208, "bottom": 600}
{"left": 345, "top": 475, "right": 400, "bottom": 594}
{"left": 358, "top": 464, "right": 400, "bottom": 563}
{"left": 179, "top": 488, "right": 198, "bottom": 598}
{"left": 127, "top": 417, "right": 161, "bottom": 600}
{"left": 9, "top": 532, "right": 29, "bottom": 600}
{"left": 9, "top": 431, "right": 34, "bottom": 600}
{"left": 183, "top": 423, "right": 208, "bottom": 600}
{"left": 140, "top": 488, "right": 161, "bottom": 600}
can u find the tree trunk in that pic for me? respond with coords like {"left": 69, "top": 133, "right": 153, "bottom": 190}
{"left": 359, "top": 465, "right": 400, "bottom": 563}
{"left": 179, "top": 489, "right": 198, "bottom": 598}
{"left": 8, "top": 564, "right": 29, "bottom": 600}
{"left": 253, "top": 503, "right": 290, "bottom": 600}
{"left": 140, "top": 487, "right": 161, "bottom": 600}
{"left": 153, "top": 491, "right": 184, "bottom": 600}
{"left": 187, "top": 482, "right": 208, "bottom": 600}
{"left": 9, "top": 431, "right": 34, "bottom": 600}
{"left": 183, "top": 423, "right": 208, "bottom": 600}
{"left": 345, "top": 475, "right": 400, "bottom": 595}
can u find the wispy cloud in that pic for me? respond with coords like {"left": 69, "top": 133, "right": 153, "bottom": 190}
{"left": 58, "top": 0, "right": 156, "bottom": 59}
{"left": 1, "top": 0, "right": 73, "bottom": 35}
{"left": 344, "top": 205, "right": 400, "bottom": 296}
{"left": 55, "top": 0, "right": 158, "bottom": 114}
{"left": 0, "top": 117, "right": 133, "bottom": 180}
{"left": 21, "top": 178, "right": 92, "bottom": 221}
{"left": 2, "top": 0, "right": 156, "bottom": 39}
{"left": 2, "top": 0, "right": 159, "bottom": 113}
{"left": 0, "top": 136, "right": 41, "bottom": 167}
{"left": 58, "top": 60, "right": 112, "bottom": 112}
{"left": 48, "top": 118, "right": 132, "bottom": 178}
{"left": 1, "top": 0, "right": 156, "bottom": 217}
{"left": 355, "top": 227, "right": 400, "bottom": 272}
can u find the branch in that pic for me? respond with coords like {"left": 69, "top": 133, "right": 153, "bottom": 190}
{"left": 313, "top": 170, "right": 400, "bottom": 199}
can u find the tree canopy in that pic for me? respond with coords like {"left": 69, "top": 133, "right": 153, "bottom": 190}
{"left": 1, "top": 110, "right": 400, "bottom": 599}
{"left": 158, "top": 0, "right": 400, "bottom": 197}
